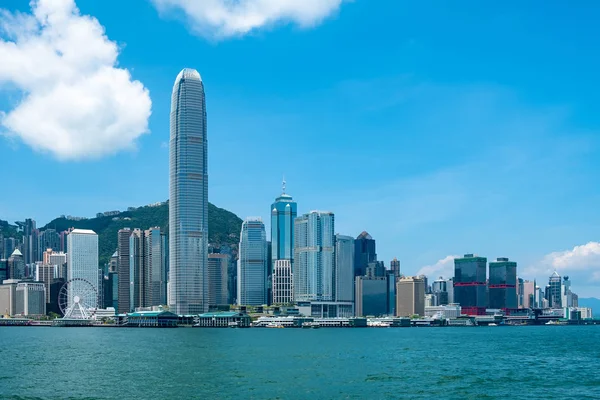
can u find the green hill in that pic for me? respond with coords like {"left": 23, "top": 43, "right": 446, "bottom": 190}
{"left": 0, "top": 220, "right": 22, "bottom": 241}
{"left": 42, "top": 201, "right": 242, "bottom": 266}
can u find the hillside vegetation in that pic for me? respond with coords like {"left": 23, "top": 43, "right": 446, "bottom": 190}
{"left": 41, "top": 201, "right": 242, "bottom": 265}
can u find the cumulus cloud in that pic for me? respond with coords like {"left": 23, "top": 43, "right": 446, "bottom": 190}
{"left": 151, "top": 0, "right": 344, "bottom": 38}
{"left": 0, "top": 0, "right": 151, "bottom": 160}
{"left": 417, "top": 255, "right": 458, "bottom": 279}
{"left": 524, "top": 242, "right": 600, "bottom": 281}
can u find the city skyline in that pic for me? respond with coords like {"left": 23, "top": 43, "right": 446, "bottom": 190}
{"left": 1, "top": 0, "right": 599, "bottom": 297}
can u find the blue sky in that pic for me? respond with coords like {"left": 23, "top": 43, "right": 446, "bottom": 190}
{"left": 1, "top": 0, "right": 599, "bottom": 296}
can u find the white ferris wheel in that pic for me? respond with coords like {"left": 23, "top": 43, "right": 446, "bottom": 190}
{"left": 59, "top": 278, "right": 98, "bottom": 320}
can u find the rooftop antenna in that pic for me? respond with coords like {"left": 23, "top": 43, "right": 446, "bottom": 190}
{"left": 282, "top": 175, "right": 286, "bottom": 195}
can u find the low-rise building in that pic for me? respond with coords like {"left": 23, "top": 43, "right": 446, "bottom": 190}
{"left": 15, "top": 282, "right": 46, "bottom": 316}
{"left": 194, "top": 311, "right": 251, "bottom": 328}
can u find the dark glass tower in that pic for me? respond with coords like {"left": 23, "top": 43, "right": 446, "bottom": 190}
{"left": 488, "top": 257, "right": 517, "bottom": 310}
{"left": 454, "top": 254, "right": 487, "bottom": 315}
{"left": 354, "top": 231, "right": 376, "bottom": 277}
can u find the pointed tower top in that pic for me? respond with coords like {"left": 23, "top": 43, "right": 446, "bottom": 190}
{"left": 282, "top": 175, "right": 286, "bottom": 195}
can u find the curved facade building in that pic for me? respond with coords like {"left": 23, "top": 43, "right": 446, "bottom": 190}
{"left": 169, "top": 68, "right": 208, "bottom": 314}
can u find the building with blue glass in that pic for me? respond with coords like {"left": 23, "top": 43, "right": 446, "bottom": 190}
{"left": 169, "top": 68, "right": 208, "bottom": 314}
{"left": 271, "top": 181, "right": 297, "bottom": 304}
{"left": 237, "top": 218, "right": 268, "bottom": 306}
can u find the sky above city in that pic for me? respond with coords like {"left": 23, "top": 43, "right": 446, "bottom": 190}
{"left": 1, "top": 0, "right": 599, "bottom": 296}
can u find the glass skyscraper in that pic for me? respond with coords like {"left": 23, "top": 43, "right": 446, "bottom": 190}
{"left": 488, "top": 257, "right": 517, "bottom": 309}
{"left": 294, "top": 211, "right": 335, "bottom": 302}
{"left": 354, "top": 231, "right": 376, "bottom": 277}
{"left": 67, "top": 229, "right": 99, "bottom": 311}
{"left": 271, "top": 181, "right": 297, "bottom": 264}
{"left": 237, "top": 219, "right": 268, "bottom": 306}
{"left": 335, "top": 234, "right": 354, "bottom": 303}
{"left": 454, "top": 254, "right": 487, "bottom": 315}
{"left": 169, "top": 68, "right": 208, "bottom": 314}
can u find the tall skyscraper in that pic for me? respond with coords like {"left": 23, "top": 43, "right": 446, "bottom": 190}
{"left": 7, "top": 249, "right": 24, "bottom": 280}
{"left": 117, "top": 228, "right": 131, "bottom": 313}
{"left": 454, "top": 254, "right": 487, "bottom": 315}
{"left": 129, "top": 229, "right": 147, "bottom": 310}
{"left": 208, "top": 253, "right": 229, "bottom": 307}
{"left": 354, "top": 231, "right": 376, "bottom": 277}
{"left": 548, "top": 271, "right": 562, "bottom": 308}
{"left": 237, "top": 218, "right": 268, "bottom": 306}
{"left": 390, "top": 258, "right": 400, "bottom": 277}
{"left": 488, "top": 257, "right": 517, "bottom": 310}
{"left": 146, "top": 227, "right": 168, "bottom": 307}
{"left": 396, "top": 276, "right": 425, "bottom": 317}
{"left": 294, "top": 211, "right": 335, "bottom": 302}
{"left": 169, "top": 68, "right": 208, "bottom": 315}
{"left": 67, "top": 229, "right": 99, "bottom": 310}
{"left": 354, "top": 276, "right": 388, "bottom": 317}
{"left": 335, "top": 234, "right": 354, "bottom": 303}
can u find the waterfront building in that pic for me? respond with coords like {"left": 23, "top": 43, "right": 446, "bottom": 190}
{"left": 335, "top": 234, "right": 354, "bottom": 303}
{"left": 195, "top": 311, "right": 251, "bottom": 328}
{"left": 169, "top": 68, "right": 209, "bottom": 315}
{"left": 272, "top": 259, "right": 293, "bottom": 305}
{"left": 548, "top": 271, "right": 562, "bottom": 308}
{"left": 146, "top": 227, "right": 168, "bottom": 307}
{"left": 7, "top": 249, "right": 25, "bottom": 280}
{"left": 0, "top": 279, "right": 20, "bottom": 316}
{"left": 431, "top": 277, "right": 450, "bottom": 305}
{"left": 294, "top": 211, "right": 335, "bottom": 302}
{"left": 296, "top": 301, "right": 354, "bottom": 318}
{"left": 354, "top": 276, "right": 388, "bottom": 317}
{"left": 425, "top": 304, "right": 461, "bottom": 319}
{"left": 67, "top": 229, "right": 99, "bottom": 310}
{"left": 15, "top": 282, "right": 45, "bottom": 316}
{"left": 125, "top": 311, "right": 179, "bottom": 327}
{"left": 488, "top": 257, "right": 517, "bottom": 310}
{"left": 354, "top": 231, "right": 376, "bottom": 277}
{"left": 117, "top": 228, "right": 132, "bottom": 314}
{"left": 396, "top": 276, "right": 425, "bottom": 317}
{"left": 454, "top": 254, "right": 487, "bottom": 315}
{"left": 390, "top": 257, "right": 400, "bottom": 277}
{"left": 208, "top": 253, "right": 229, "bottom": 307}
{"left": 237, "top": 218, "right": 268, "bottom": 306}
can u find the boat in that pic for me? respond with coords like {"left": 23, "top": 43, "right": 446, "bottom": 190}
{"left": 488, "top": 323, "right": 498, "bottom": 327}
{"left": 228, "top": 321, "right": 239, "bottom": 328}
{"left": 302, "top": 322, "right": 320, "bottom": 329}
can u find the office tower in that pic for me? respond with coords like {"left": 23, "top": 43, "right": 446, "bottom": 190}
{"left": 396, "top": 276, "right": 426, "bottom": 317}
{"left": 47, "top": 251, "right": 67, "bottom": 280}
{"left": 237, "top": 218, "right": 268, "bottom": 306}
{"left": 109, "top": 251, "right": 118, "bottom": 273}
{"left": 386, "top": 271, "right": 397, "bottom": 316}
{"left": 454, "top": 254, "right": 487, "bottom": 315}
{"left": 335, "top": 234, "right": 354, "bottom": 303}
{"left": 169, "top": 68, "right": 208, "bottom": 315}
{"left": 548, "top": 271, "right": 562, "bottom": 308}
{"left": 432, "top": 277, "right": 450, "bottom": 305}
{"left": 35, "top": 262, "right": 56, "bottom": 304}
{"left": 67, "top": 229, "right": 99, "bottom": 310}
{"left": 355, "top": 276, "right": 388, "bottom": 317}
{"left": 208, "top": 253, "right": 229, "bottom": 307}
{"left": 354, "top": 231, "right": 376, "bottom": 277}
{"left": 7, "top": 249, "right": 25, "bottom": 279}
{"left": 390, "top": 258, "right": 400, "bottom": 277}
{"left": 272, "top": 259, "right": 293, "bottom": 304}
{"left": 522, "top": 280, "right": 535, "bottom": 308}
{"left": 488, "top": 257, "right": 517, "bottom": 310}
{"left": 15, "top": 282, "right": 46, "bottom": 316}
{"left": 0, "top": 280, "right": 20, "bottom": 316}
{"left": 294, "top": 211, "right": 335, "bottom": 302}
{"left": 366, "top": 261, "right": 386, "bottom": 278}
{"left": 0, "top": 259, "right": 7, "bottom": 282}
{"left": 146, "top": 227, "right": 168, "bottom": 307}
{"left": 20, "top": 218, "right": 36, "bottom": 265}
{"left": 117, "top": 228, "right": 131, "bottom": 313}
{"left": 561, "top": 276, "right": 574, "bottom": 308}
{"left": 40, "top": 229, "right": 60, "bottom": 252}
{"left": 130, "top": 229, "right": 147, "bottom": 310}
{"left": 3, "top": 237, "right": 17, "bottom": 259}
{"left": 517, "top": 277, "right": 524, "bottom": 308}
{"left": 271, "top": 181, "right": 297, "bottom": 263}
{"left": 59, "top": 230, "right": 68, "bottom": 253}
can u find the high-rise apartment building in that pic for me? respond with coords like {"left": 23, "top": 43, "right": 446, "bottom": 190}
{"left": 294, "top": 211, "right": 335, "bottom": 302}
{"left": 335, "top": 234, "right": 354, "bottom": 303}
{"left": 454, "top": 254, "right": 487, "bottom": 315}
{"left": 396, "top": 276, "right": 425, "bottom": 317}
{"left": 67, "top": 229, "right": 99, "bottom": 310}
{"left": 354, "top": 231, "right": 376, "bottom": 277}
{"left": 117, "top": 228, "right": 131, "bottom": 313}
{"left": 208, "top": 253, "right": 229, "bottom": 307}
{"left": 272, "top": 259, "right": 293, "bottom": 305}
{"left": 169, "top": 68, "right": 208, "bottom": 315}
{"left": 488, "top": 257, "right": 517, "bottom": 310}
{"left": 237, "top": 218, "right": 267, "bottom": 306}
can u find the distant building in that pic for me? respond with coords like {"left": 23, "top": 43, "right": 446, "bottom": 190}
{"left": 0, "top": 279, "right": 20, "bottom": 316}
{"left": 208, "top": 254, "right": 229, "bottom": 307}
{"left": 270, "top": 180, "right": 297, "bottom": 292}
{"left": 40, "top": 229, "right": 60, "bottom": 253}
{"left": 45, "top": 251, "right": 67, "bottom": 280}
{"left": 67, "top": 229, "right": 99, "bottom": 310}
{"left": 335, "top": 234, "right": 354, "bottom": 303}
{"left": 355, "top": 276, "right": 389, "bottom": 317}
{"left": 237, "top": 218, "right": 268, "bottom": 306}
{"left": 522, "top": 280, "right": 535, "bottom": 308}
{"left": 396, "top": 276, "right": 425, "bottom": 317}
{"left": 454, "top": 254, "right": 487, "bottom": 315}
{"left": 2, "top": 237, "right": 17, "bottom": 259}
{"left": 117, "top": 228, "right": 132, "bottom": 313}
{"left": 146, "top": 227, "right": 168, "bottom": 307}
{"left": 390, "top": 258, "right": 400, "bottom": 277}
{"left": 15, "top": 282, "right": 45, "bottom": 316}
{"left": 35, "top": 263, "right": 56, "bottom": 304}
{"left": 548, "top": 271, "right": 562, "bottom": 308}
{"left": 431, "top": 277, "right": 450, "bottom": 305}
{"left": 354, "top": 231, "right": 376, "bottom": 277}
{"left": 294, "top": 211, "right": 335, "bottom": 302}
{"left": 7, "top": 249, "right": 25, "bottom": 280}
{"left": 272, "top": 259, "right": 293, "bottom": 305}
{"left": 488, "top": 257, "right": 517, "bottom": 310}
{"left": 130, "top": 229, "right": 148, "bottom": 310}
{"left": 425, "top": 304, "right": 461, "bottom": 319}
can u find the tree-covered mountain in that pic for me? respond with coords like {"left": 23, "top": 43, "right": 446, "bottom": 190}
{"left": 41, "top": 201, "right": 242, "bottom": 266}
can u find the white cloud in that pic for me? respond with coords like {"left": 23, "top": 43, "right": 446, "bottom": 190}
{"left": 151, "top": 0, "right": 344, "bottom": 38}
{"left": 0, "top": 0, "right": 151, "bottom": 160}
{"left": 525, "top": 242, "right": 600, "bottom": 279}
{"left": 417, "top": 255, "right": 457, "bottom": 280}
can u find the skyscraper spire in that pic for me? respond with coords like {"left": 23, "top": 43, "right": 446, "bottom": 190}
{"left": 282, "top": 175, "right": 286, "bottom": 195}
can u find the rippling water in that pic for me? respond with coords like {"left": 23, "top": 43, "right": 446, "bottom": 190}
{"left": 1, "top": 326, "right": 599, "bottom": 399}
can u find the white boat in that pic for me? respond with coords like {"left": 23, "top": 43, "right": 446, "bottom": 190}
{"left": 266, "top": 323, "right": 285, "bottom": 328}
{"left": 228, "top": 321, "right": 239, "bottom": 328}
{"left": 488, "top": 323, "right": 498, "bottom": 327}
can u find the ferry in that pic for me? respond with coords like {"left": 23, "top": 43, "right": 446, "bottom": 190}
{"left": 488, "top": 323, "right": 498, "bottom": 327}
